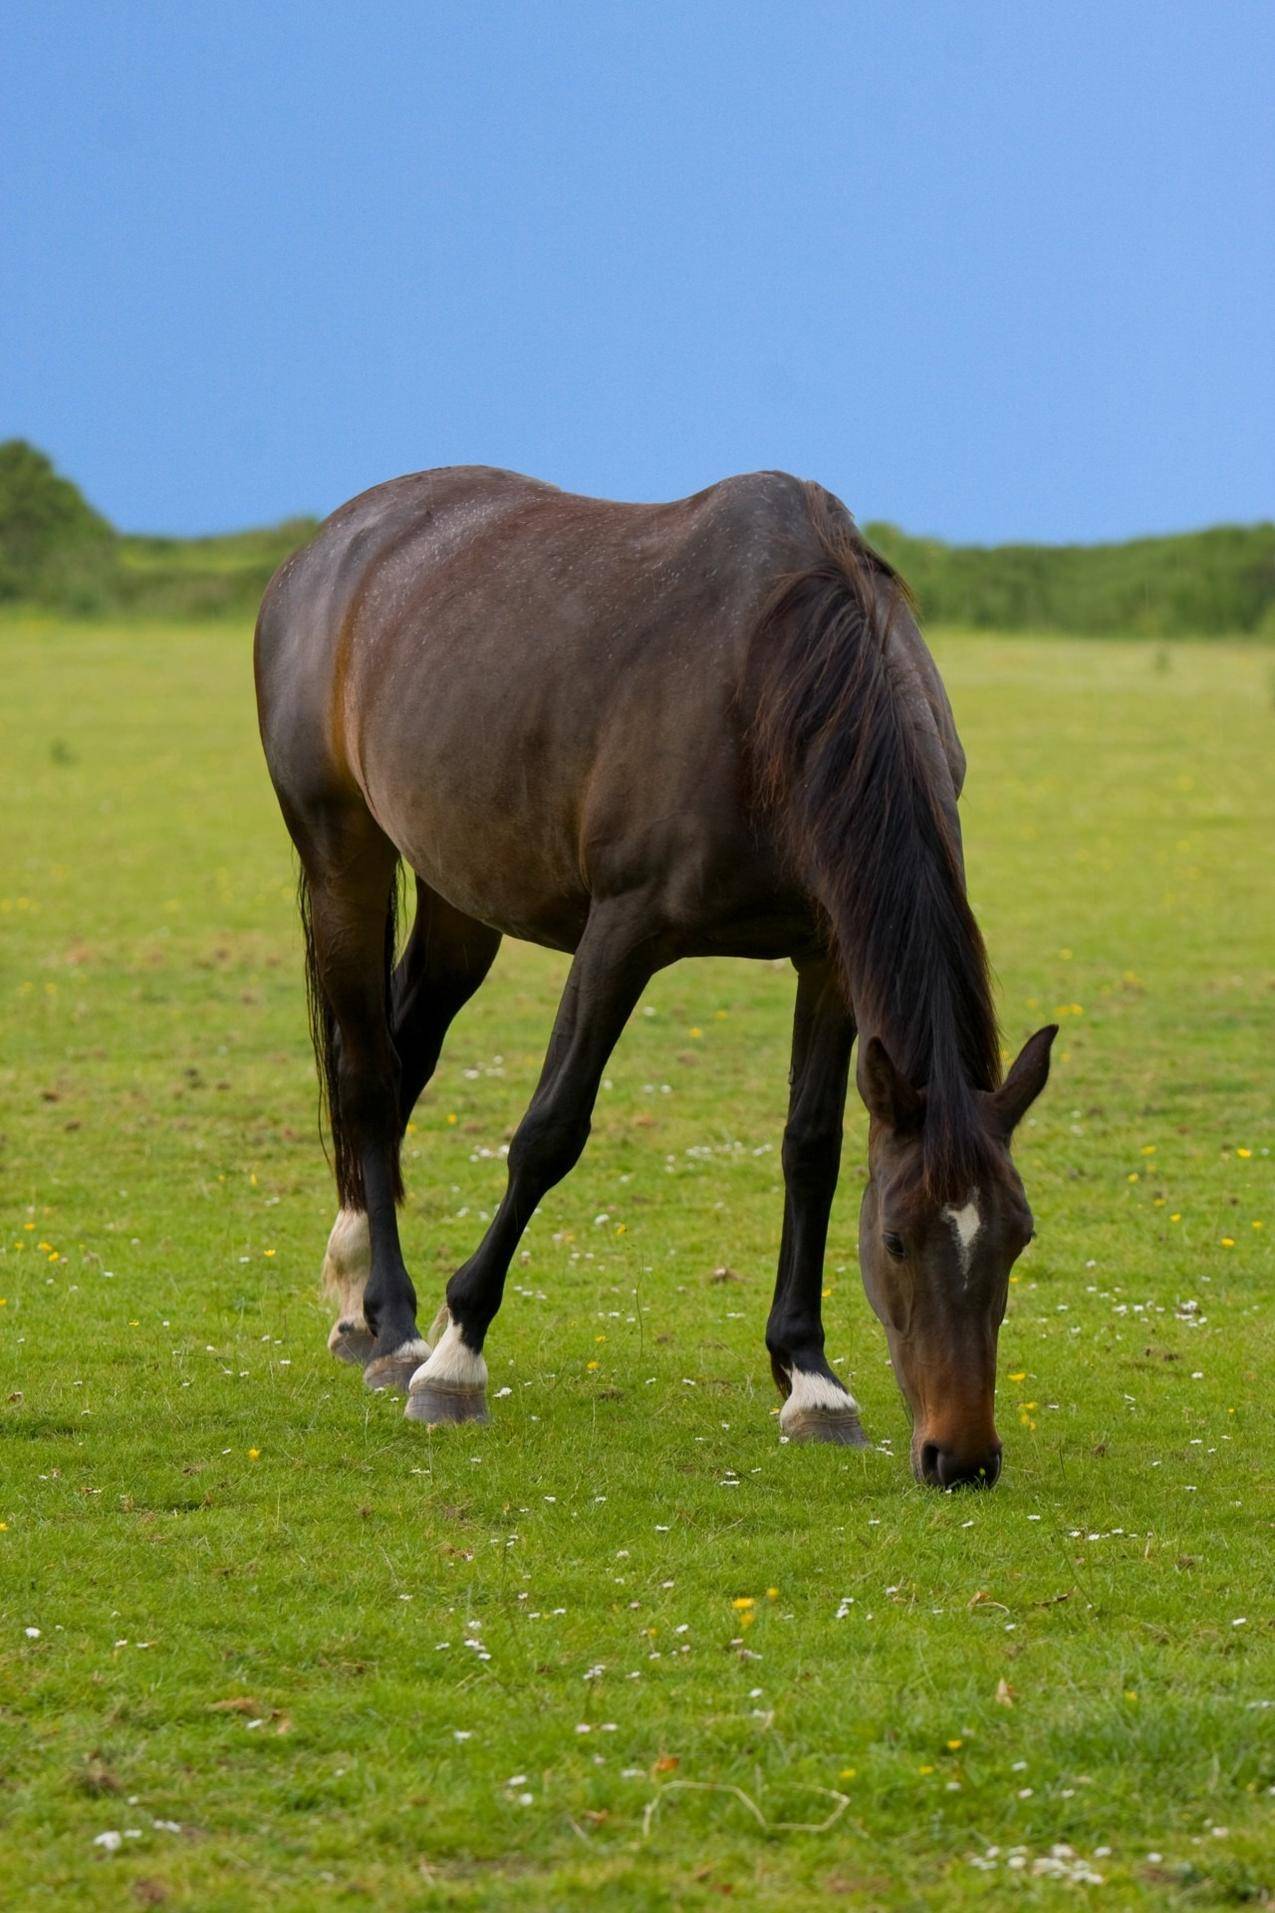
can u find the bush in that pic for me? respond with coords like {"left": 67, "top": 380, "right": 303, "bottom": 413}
{"left": 0, "top": 440, "right": 116, "bottom": 605}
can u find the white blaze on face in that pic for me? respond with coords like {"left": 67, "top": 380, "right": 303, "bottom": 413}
{"left": 942, "top": 1194, "right": 982, "bottom": 1280}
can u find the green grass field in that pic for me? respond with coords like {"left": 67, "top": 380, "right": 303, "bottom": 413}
{"left": 1, "top": 617, "right": 1272, "bottom": 1909}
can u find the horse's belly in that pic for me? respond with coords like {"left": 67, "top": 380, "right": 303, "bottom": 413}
{"left": 411, "top": 850, "right": 590, "bottom": 952}
{"left": 369, "top": 773, "right": 591, "bottom": 951}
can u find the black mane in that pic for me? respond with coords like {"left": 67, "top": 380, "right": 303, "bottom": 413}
{"left": 749, "top": 481, "right": 1002, "bottom": 1201}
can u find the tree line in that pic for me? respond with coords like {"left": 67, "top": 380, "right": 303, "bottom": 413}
{"left": 3, "top": 440, "right": 1272, "bottom": 636}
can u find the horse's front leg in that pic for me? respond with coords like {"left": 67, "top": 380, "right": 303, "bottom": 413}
{"left": 765, "top": 957, "right": 869, "bottom": 1446}
{"left": 406, "top": 898, "right": 663, "bottom": 1425}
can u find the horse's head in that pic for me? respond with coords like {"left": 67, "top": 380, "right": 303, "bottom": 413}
{"left": 856, "top": 1026, "right": 1056, "bottom": 1488}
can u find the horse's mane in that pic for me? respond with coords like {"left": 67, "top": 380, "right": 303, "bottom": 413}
{"left": 749, "top": 481, "right": 1001, "bottom": 1203}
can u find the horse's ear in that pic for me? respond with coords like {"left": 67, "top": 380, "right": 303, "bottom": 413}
{"left": 859, "top": 1036, "right": 923, "bottom": 1130}
{"left": 992, "top": 1025, "right": 1058, "bottom": 1135}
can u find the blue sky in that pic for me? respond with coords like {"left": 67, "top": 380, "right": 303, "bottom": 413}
{"left": 5, "top": 2, "right": 1272, "bottom": 541}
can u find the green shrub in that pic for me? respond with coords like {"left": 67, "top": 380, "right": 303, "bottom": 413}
{"left": 866, "top": 519, "right": 1275, "bottom": 637}
{"left": 0, "top": 439, "right": 116, "bottom": 605}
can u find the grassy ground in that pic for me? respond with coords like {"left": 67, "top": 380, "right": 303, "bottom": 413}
{"left": 1, "top": 616, "right": 1272, "bottom": 1910}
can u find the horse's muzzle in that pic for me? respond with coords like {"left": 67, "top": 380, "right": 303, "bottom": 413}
{"left": 916, "top": 1439, "right": 1003, "bottom": 1489}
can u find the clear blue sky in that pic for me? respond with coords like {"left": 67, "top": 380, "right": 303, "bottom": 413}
{"left": 5, "top": 2, "right": 1272, "bottom": 542}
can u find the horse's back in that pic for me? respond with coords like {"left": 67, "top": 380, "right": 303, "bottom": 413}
{"left": 254, "top": 463, "right": 815, "bottom": 824}
{"left": 253, "top": 465, "right": 947, "bottom": 954}
{"left": 260, "top": 465, "right": 813, "bottom": 651}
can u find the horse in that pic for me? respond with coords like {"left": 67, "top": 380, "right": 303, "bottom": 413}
{"left": 254, "top": 466, "right": 1055, "bottom": 1488}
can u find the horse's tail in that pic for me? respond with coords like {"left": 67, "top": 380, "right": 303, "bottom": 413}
{"left": 296, "top": 860, "right": 402, "bottom": 1210}
{"left": 747, "top": 481, "right": 1001, "bottom": 1203}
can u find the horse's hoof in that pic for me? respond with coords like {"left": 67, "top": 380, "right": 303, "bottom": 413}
{"left": 404, "top": 1379, "right": 490, "bottom": 1426}
{"left": 363, "top": 1340, "right": 431, "bottom": 1395}
{"left": 328, "top": 1320, "right": 375, "bottom": 1367}
{"left": 782, "top": 1404, "right": 871, "bottom": 1447}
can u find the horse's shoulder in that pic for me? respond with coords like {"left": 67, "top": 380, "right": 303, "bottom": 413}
{"left": 672, "top": 471, "right": 837, "bottom": 576}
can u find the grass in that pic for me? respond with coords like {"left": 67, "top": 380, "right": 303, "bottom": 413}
{"left": 1, "top": 616, "right": 1272, "bottom": 1909}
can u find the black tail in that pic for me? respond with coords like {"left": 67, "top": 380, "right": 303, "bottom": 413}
{"left": 748, "top": 482, "right": 1001, "bottom": 1203}
{"left": 297, "top": 862, "right": 402, "bottom": 1210}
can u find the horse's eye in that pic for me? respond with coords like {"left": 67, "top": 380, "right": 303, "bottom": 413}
{"left": 883, "top": 1231, "right": 906, "bottom": 1261}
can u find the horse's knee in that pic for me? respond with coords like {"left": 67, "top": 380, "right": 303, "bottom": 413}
{"left": 508, "top": 1107, "right": 590, "bottom": 1191}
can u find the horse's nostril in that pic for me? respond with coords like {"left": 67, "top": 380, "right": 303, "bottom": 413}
{"left": 919, "top": 1441, "right": 942, "bottom": 1484}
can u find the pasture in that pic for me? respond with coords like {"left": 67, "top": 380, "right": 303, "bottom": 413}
{"left": 1, "top": 617, "right": 1271, "bottom": 1908}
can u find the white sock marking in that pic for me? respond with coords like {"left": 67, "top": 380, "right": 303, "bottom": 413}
{"left": 321, "top": 1208, "right": 371, "bottom": 1328}
{"left": 409, "top": 1315, "right": 488, "bottom": 1395}
{"left": 384, "top": 1337, "right": 432, "bottom": 1364}
{"left": 779, "top": 1367, "right": 860, "bottom": 1432}
{"left": 943, "top": 1195, "right": 982, "bottom": 1279}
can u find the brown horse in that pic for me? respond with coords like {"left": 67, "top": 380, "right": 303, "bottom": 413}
{"left": 254, "top": 467, "right": 1055, "bottom": 1488}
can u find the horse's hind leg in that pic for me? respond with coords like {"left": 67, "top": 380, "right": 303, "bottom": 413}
{"left": 294, "top": 806, "right": 431, "bottom": 1393}
{"left": 406, "top": 897, "right": 663, "bottom": 1426}
{"left": 322, "top": 1207, "right": 377, "bottom": 1366}
{"left": 324, "top": 882, "right": 501, "bottom": 1365}
{"left": 766, "top": 957, "right": 869, "bottom": 1446}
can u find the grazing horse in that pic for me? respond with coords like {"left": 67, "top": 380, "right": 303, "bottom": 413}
{"left": 254, "top": 467, "right": 1055, "bottom": 1487}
